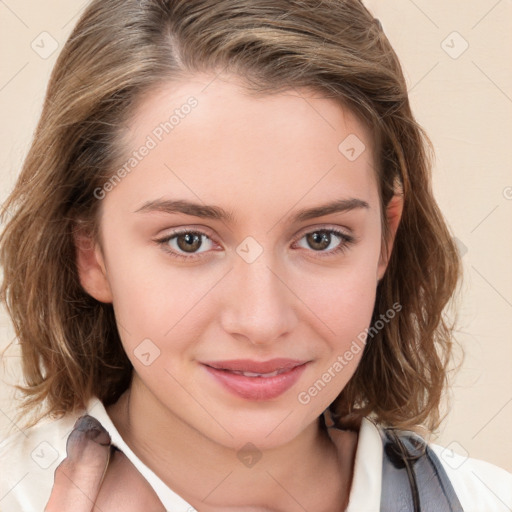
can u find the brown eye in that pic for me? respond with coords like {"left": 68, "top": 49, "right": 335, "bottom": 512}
{"left": 305, "top": 231, "right": 333, "bottom": 251}
{"left": 295, "top": 228, "right": 355, "bottom": 257}
{"left": 157, "top": 230, "right": 215, "bottom": 259}
{"left": 175, "top": 232, "right": 203, "bottom": 253}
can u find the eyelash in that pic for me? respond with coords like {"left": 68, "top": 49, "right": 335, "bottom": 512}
{"left": 155, "top": 227, "right": 356, "bottom": 261}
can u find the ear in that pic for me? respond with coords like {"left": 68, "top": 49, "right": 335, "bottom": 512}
{"left": 74, "top": 228, "right": 113, "bottom": 303}
{"left": 377, "top": 193, "right": 404, "bottom": 281}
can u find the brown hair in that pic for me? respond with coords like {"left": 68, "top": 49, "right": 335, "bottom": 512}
{"left": 0, "top": 0, "right": 462, "bottom": 432}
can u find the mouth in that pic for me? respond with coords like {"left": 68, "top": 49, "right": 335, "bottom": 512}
{"left": 201, "top": 358, "right": 307, "bottom": 374}
{"left": 210, "top": 368, "right": 292, "bottom": 378}
{"left": 200, "top": 358, "right": 310, "bottom": 400}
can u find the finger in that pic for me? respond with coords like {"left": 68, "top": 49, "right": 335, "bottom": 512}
{"left": 45, "top": 415, "right": 111, "bottom": 512}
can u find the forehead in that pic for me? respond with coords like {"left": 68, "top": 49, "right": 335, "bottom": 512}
{"left": 108, "top": 74, "right": 380, "bottom": 221}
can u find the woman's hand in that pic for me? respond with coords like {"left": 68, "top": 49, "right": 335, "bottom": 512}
{"left": 44, "top": 414, "right": 166, "bottom": 511}
{"left": 45, "top": 415, "right": 112, "bottom": 511}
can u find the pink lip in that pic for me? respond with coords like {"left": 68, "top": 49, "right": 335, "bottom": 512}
{"left": 201, "top": 358, "right": 309, "bottom": 401}
{"left": 201, "top": 358, "right": 307, "bottom": 373}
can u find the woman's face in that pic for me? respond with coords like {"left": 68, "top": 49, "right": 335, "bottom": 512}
{"left": 79, "top": 74, "right": 396, "bottom": 450}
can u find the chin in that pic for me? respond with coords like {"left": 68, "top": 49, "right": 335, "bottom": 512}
{"left": 198, "top": 407, "right": 318, "bottom": 451}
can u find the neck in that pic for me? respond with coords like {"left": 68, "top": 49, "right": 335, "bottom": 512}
{"left": 107, "top": 378, "right": 355, "bottom": 511}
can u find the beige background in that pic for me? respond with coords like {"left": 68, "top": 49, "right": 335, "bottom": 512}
{"left": 1, "top": 0, "right": 511, "bottom": 474}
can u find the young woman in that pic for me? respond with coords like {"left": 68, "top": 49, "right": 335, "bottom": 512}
{"left": 0, "top": 1, "right": 510, "bottom": 511}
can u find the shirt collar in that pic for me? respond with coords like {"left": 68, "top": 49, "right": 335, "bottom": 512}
{"left": 86, "top": 397, "right": 383, "bottom": 511}
{"left": 86, "top": 396, "right": 193, "bottom": 510}
{"left": 342, "top": 417, "right": 383, "bottom": 512}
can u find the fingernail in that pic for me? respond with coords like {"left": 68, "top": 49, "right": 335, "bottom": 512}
{"left": 67, "top": 415, "right": 111, "bottom": 455}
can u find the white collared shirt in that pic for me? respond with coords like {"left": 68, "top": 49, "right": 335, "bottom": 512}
{"left": 1, "top": 397, "right": 511, "bottom": 511}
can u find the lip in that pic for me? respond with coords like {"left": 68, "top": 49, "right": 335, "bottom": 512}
{"left": 201, "top": 359, "right": 309, "bottom": 401}
{"left": 201, "top": 358, "right": 308, "bottom": 373}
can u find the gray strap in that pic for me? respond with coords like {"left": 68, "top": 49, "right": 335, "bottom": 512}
{"left": 380, "top": 428, "right": 464, "bottom": 512}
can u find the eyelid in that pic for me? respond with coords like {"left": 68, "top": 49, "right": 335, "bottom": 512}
{"left": 158, "top": 225, "right": 216, "bottom": 238}
{"left": 154, "top": 228, "right": 218, "bottom": 261}
{"left": 291, "top": 225, "right": 356, "bottom": 258}
{"left": 292, "top": 223, "right": 355, "bottom": 242}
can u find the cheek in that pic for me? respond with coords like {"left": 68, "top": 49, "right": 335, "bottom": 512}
{"left": 110, "top": 274, "right": 208, "bottom": 355}
{"left": 295, "top": 266, "right": 378, "bottom": 407}
{"left": 302, "top": 239, "right": 380, "bottom": 337}
{"left": 311, "top": 269, "right": 377, "bottom": 356}
{"left": 101, "top": 236, "right": 198, "bottom": 351}
{"left": 298, "top": 247, "right": 379, "bottom": 387}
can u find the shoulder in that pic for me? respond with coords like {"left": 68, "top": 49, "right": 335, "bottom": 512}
{"left": 0, "top": 410, "right": 82, "bottom": 512}
{"left": 429, "top": 442, "right": 512, "bottom": 512}
{"left": 368, "top": 419, "right": 512, "bottom": 512}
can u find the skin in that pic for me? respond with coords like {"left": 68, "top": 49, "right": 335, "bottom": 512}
{"left": 45, "top": 416, "right": 112, "bottom": 512}
{"left": 45, "top": 415, "right": 165, "bottom": 512}
{"left": 69, "top": 73, "right": 403, "bottom": 511}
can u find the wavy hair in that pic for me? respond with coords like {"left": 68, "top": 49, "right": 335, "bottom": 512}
{"left": 0, "top": 0, "right": 462, "bottom": 432}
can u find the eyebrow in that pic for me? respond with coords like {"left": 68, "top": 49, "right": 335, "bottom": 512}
{"left": 134, "top": 197, "right": 369, "bottom": 223}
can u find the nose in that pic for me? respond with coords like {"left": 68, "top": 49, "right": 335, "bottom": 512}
{"left": 219, "top": 253, "right": 298, "bottom": 346}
